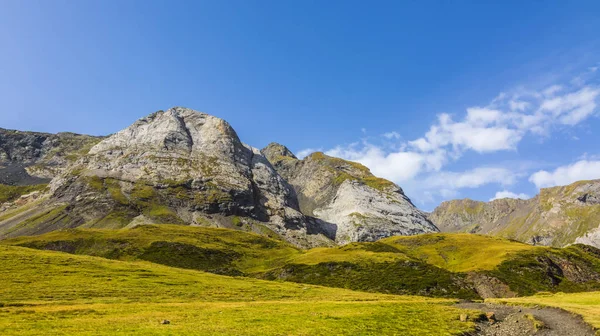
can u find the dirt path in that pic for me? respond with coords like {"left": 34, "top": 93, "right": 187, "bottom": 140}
{"left": 457, "top": 302, "right": 596, "bottom": 336}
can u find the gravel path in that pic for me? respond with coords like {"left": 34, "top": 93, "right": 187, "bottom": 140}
{"left": 457, "top": 302, "right": 596, "bottom": 336}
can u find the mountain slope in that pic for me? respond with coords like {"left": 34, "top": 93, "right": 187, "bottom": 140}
{"left": 6, "top": 225, "right": 600, "bottom": 300}
{"left": 262, "top": 143, "right": 437, "bottom": 244}
{"left": 0, "top": 127, "right": 102, "bottom": 184}
{"left": 430, "top": 179, "right": 600, "bottom": 248}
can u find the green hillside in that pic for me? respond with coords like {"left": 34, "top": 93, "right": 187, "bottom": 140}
{"left": 0, "top": 245, "right": 477, "bottom": 336}
{"left": 5, "top": 226, "right": 600, "bottom": 300}
{"left": 5, "top": 224, "right": 300, "bottom": 275}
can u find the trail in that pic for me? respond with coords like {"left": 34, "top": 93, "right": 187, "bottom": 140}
{"left": 457, "top": 302, "right": 596, "bottom": 336}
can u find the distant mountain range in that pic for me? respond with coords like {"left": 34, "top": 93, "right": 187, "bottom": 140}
{"left": 430, "top": 179, "right": 600, "bottom": 248}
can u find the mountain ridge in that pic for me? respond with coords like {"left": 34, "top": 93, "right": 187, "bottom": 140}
{"left": 0, "top": 107, "right": 436, "bottom": 247}
{"left": 430, "top": 179, "right": 600, "bottom": 248}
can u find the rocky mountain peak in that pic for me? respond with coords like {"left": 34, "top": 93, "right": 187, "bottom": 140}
{"left": 1, "top": 107, "right": 439, "bottom": 247}
{"left": 261, "top": 143, "right": 298, "bottom": 162}
{"left": 90, "top": 107, "right": 242, "bottom": 157}
{"left": 261, "top": 148, "right": 437, "bottom": 244}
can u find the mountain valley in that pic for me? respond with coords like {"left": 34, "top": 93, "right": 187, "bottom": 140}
{"left": 2, "top": 107, "right": 600, "bottom": 335}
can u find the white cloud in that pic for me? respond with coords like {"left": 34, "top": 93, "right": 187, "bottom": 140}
{"left": 382, "top": 131, "right": 401, "bottom": 139}
{"left": 325, "top": 144, "right": 427, "bottom": 182}
{"left": 490, "top": 190, "right": 530, "bottom": 201}
{"left": 509, "top": 100, "right": 530, "bottom": 111}
{"left": 543, "top": 85, "right": 562, "bottom": 97}
{"left": 409, "top": 113, "right": 522, "bottom": 154}
{"left": 539, "top": 87, "right": 600, "bottom": 125}
{"left": 296, "top": 148, "right": 321, "bottom": 159}
{"left": 529, "top": 160, "right": 600, "bottom": 188}
{"left": 401, "top": 166, "right": 521, "bottom": 206}
{"left": 422, "top": 167, "right": 518, "bottom": 190}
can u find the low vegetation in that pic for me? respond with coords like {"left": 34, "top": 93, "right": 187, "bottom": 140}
{"left": 0, "top": 245, "right": 479, "bottom": 335}
{"left": 382, "top": 233, "right": 539, "bottom": 272}
{"left": 6, "top": 226, "right": 600, "bottom": 301}
{"left": 309, "top": 152, "right": 396, "bottom": 192}
{"left": 0, "top": 183, "right": 47, "bottom": 204}
{"left": 5, "top": 225, "right": 301, "bottom": 274}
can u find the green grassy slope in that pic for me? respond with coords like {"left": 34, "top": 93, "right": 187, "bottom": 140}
{"left": 5, "top": 224, "right": 300, "bottom": 275}
{"left": 5, "top": 227, "right": 600, "bottom": 300}
{"left": 262, "top": 241, "right": 479, "bottom": 299}
{"left": 0, "top": 183, "right": 47, "bottom": 203}
{"left": 382, "top": 233, "right": 539, "bottom": 272}
{"left": 0, "top": 245, "right": 478, "bottom": 336}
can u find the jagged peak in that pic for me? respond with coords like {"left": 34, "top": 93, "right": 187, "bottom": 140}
{"left": 261, "top": 142, "right": 298, "bottom": 162}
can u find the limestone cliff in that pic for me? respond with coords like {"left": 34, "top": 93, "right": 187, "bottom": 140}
{"left": 262, "top": 143, "right": 438, "bottom": 244}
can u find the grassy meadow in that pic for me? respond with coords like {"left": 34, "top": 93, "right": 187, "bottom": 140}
{"left": 6, "top": 225, "right": 600, "bottom": 300}
{"left": 3, "top": 225, "right": 600, "bottom": 334}
{"left": 0, "top": 245, "right": 478, "bottom": 335}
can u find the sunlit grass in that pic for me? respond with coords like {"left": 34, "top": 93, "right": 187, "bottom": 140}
{"left": 383, "top": 233, "right": 542, "bottom": 272}
{"left": 0, "top": 245, "right": 478, "bottom": 335}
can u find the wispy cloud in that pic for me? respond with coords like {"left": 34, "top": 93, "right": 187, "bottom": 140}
{"left": 296, "top": 148, "right": 321, "bottom": 159}
{"left": 382, "top": 131, "right": 401, "bottom": 140}
{"left": 490, "top": 190, "right": 530, "bottom": 201}
{"left": 529, "top": 160, "right": 600, "bottom": 188}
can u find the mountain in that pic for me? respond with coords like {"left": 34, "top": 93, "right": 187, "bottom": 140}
{"left": 0, "top": 107, "right": 435, "bottom": 246}
{"left": 0, "top": 128, "right": 102, "bottom": 185}
{"left": 430, "top": 179, "right": 600, "bottom": 248}
{"left": 262, "top": 143, "right": 436, "bottom": 244}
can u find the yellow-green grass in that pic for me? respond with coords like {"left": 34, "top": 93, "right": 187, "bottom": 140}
{"left": 8, "top": 227, "right": 600, "bottom": 300}
{"left": 5, "top": 224, "right": 301, "bottom": 274}
{"left": 0, "top": 183, "right": 47, "bottom": 204}
{"left": 488, "top": 291, "right": 600, "bottom": 333}
{"left": 290, "top": 243, "right": 409, "bottom": 265}
{"left": 0, "top": 245, "right": 477, "bottom": 335}
{"left": 0, "top": 197, "right": 47, "bottom": 223}
{"left": 383, "top": 233, "right": 542, "bottom": 272}
{"left": 2, "top": 226, "right": 547, "bottom": 274}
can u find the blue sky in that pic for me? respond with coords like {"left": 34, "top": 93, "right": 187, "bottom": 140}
{"left": 1, "top": 0, "right": 600, "bottom": 210}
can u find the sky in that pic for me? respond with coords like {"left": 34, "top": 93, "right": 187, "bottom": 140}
{"left": 1, "top": 0, "right": 600, "bottom": 210}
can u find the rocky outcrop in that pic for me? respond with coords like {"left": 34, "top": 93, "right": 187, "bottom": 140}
{"left": 0, "top": 128, "right": 102, "bottom": 185}
{"left": 430, "top": 180, "right": 600, "bottom": 248}
{"left": 262, "top": 143, "right": 438, "bottom": 244}
{"left": 575, "top": 228, "right": 600, "bottom": 249}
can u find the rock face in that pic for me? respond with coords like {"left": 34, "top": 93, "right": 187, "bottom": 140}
{"left": 43, "top": 108, "right": 328, "bottom": 247}
{"left": 0, "top": 108, "right": 437, "bottom": 247}
{"left": 262, "top": 143, "right": 438, "bottom": 244}
{"left": 0, "top": 128, "right": 101, "bottom": 185}
{"left": 430, "top": 180, "right": 600, "bottom": 248}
